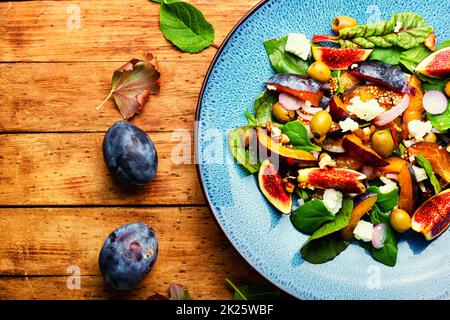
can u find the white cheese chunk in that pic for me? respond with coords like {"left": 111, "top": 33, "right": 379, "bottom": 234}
{"left": 266, "top": 84, "right": 277, "bottom": 91}
{"left": 407, "top": 120, "right": 432, "bottom": 141}
{"left": 379, "top": 177, "right": 398, "bottom": 194}
{"left": 339, "top": 118, "right": 360, "bottom": 132}
{"left": 323, "top": 189, "right": 343, "bottom": 215}
{"left": 285, "top": 33, "right": 311, "bottom": 60}
{"left": 412, "top": 165, "right": 428, "bottom": 182}
{"left": 347, "top": 97, "right": 385, "bottom": 121}
{"left": 353, "top": 220, "right": 374, "bottom": 242}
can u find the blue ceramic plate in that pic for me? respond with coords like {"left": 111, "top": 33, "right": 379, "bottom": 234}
{"left": 196, "top": 0, "right": 449, "bottom": 299}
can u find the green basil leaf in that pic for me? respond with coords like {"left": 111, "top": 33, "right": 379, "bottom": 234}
{"left": 416, "top": 153, "right": 441, "bottom": 194}
{"left": 369, "top": 47, "right": 404, "bottom": 65}
{"left": 282, "top": 120, "right": 321, "bottom": 152}
{"left": 263, "top": 37, "right": 309, "bottom": 75}
{"left": 426, "top": 102, "right": 450, "bottom": 133}
{"left": 228, "top": 127, "right": 259, "bottom": 174}
{"left": 300, "top": 199, "right": 353, "bottom": 264}
{"left": 291, "top": 200, "right": 336, "bottom": 235}
{"left": 253, "top": 90, "right": 277, "bottom": 125}
{"left": 160, "top": 1, "right": 214, "bottom": 53}
{"left": 367, "top": 185, "right": 399, "bottom": 213}
{"left": 367, "top": 206, "right": 398, "bottom": 267}
{"left": 398, "top": 44, "right": 431, "bottom": 73}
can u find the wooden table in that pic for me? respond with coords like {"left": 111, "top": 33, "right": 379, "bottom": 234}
{"left": 0, "top": 0, "right": 269, "bottom": 299}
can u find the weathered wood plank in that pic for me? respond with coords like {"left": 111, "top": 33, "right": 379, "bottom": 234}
{"left": 0, "top": 207, "right": 265, "bottom": 299}
{"left": 0, "top": 0, "right": 259, "bottom": 62}
{"left": 0, "top": 62, "right": 204, "bottom": 132}
{"left": 0, "top": 133, "right": 205, "bottom": 205}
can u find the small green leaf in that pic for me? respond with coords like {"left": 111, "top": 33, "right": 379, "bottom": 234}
{"left": 416, "top": 153, "right": 441, "bottom": 194}
{"left": 263, "top": 37, "right": 309, "bottom": 75}
{"left": 282, "top": 120, "right": 321, "bottom": 152}
{"left": 291, "top": 200, "right": 336, "bottom": 235}
{"left": 245, "top": 109, "right": 258, "bottom": 126}
{"left": 369, "top": 47, "right": 404, "bottom": 65}
{"left": 398, "top": 44, "right": 431, "bottom": 73}
{"left": 367, "top": 185, "right": 399, "bottom": 213}
{"left": 426, "top": 102, "right": 450, "bottom": 133}
{"left": 169, "top": 283, "right": 191, "bottom": 300}
{"left": 253, "top": 90, "right": 277, "bottom": 125}
{"left": 228, "top": 127, "right": 260, "bottom": 174}
{"left": 225, "top": 278, "right": 280, "bottom": 300}
{"left": 160, "top": 1, "right": 214, "bottom": 53}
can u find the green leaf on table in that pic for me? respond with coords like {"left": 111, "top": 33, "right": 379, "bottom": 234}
{"left": 369, "top": 47, "right": 404, "bottom": 65}
{"left": 367, "top": 185, "right": 399, "bottom": 213}
{"left": 398, "top": 44, "right": 431, "bottom": 73}
{"left": 426, "top": 101, "right": 450, "bottom": 132}
{"left": 228, "top": 127, "right": 259, "bottom": 174}
{"left": 160, "top": 1, "right": 215, "bottom": 53}
{"left": 416, "top": 153, "right": 441, "bottom": 194}
{"left": 253, "top": 90, "right": 277, "bottom": 125}
{"left": 169, "top": 283, "right": 191, "bottom": 300}
{"left": 281, "top": 120, "right": 321, "bottom": 152}
{"left": 263, "top": 37, "right": 309, "bottom": 75}
{"left": 225, "top": 278, "right": 281, "bottom": 300}
{"left": 291, "top": 200, "right": 336, "bottom": 235}
{"left": 300, "top": 199, "right": 353, "bottom": 264}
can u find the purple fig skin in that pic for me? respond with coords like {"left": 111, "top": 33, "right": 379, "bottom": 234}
{"left": 349, "top": 61, "right": 407, "bottom": 93}
{"left": 266, "top": 74, "right": 322, "bottom": 93}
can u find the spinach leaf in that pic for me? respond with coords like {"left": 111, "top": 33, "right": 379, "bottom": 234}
{"left": 423, "top": 80, "right": 447, "bottom": 92}
{"left": 416, "top": 153, "right": 441, "bottom": 194}
{"left": 225, "top": 278, "right": 281, "bottom": 300}
{"left": 369, "top": 47, "right": 404, "bottom": 65}
{"left": 263, "top": 37, "right": 309, "bottom": 75}
{"left": 291, "top": 200, "right": 336, "bottom": 235}
{"left": 398, "top": 44, "right": 431, "bottom": 73}
{"left": 245, "top": 109, "right": 257, "bottom": 126}
{"left": 228, "top": 127, "right": 259, "bottom": 174}
{"left": 367, "top": 206, "right": 398, "bottom": 267}
{"left": 426, "top": 102, "right": 450, "bottom": 132}
{"left": 253, "top": 90, "right": 277, "bottom": 125}
{"left": 282, "top": 120, "right": 321, "bottom": 152}
{"left": 160, "top": 1, "right": 214, "bottom": 53}
{"left": 300, "top": 199, "right": 353, "bottom": 264}
{"left": 367, "top": 185, "right": 399, "bottom": 213}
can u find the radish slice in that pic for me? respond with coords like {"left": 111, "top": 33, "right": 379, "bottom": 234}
{"left": 374, "top": 94, "right": 410, "bottom": 126}
{"left": 279, "top": 92, "right": 305, "bottom": 111}
{"left": 423, "top": 90, "right": 448, "bottom": 115}
{"left": 372, "top": 223, "right": 387, "bottom": 249}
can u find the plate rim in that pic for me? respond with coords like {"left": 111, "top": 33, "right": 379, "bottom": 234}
{"left": 194, "top": 0, "right": 305, "bottom": 299}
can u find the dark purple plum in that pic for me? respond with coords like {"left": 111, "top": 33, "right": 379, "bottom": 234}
{"left": 349, "top": 61, "right": 407, "bottom": 92}
{"left": 103, "top": 121, "right": 157, "bottom": 186}
{"left": 99, "top": 222, "right": 158, "bottom": 290}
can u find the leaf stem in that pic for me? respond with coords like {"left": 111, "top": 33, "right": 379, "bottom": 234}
{"left": 225, "top": 278, "right": 247, "bottom": 300}
{"left": 96, "top": 89, "right": 114, "bottom": 111}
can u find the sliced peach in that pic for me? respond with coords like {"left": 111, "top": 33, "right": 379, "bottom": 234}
{"left": 342, "top": 134, "right": 389, "bottom": 167}
{"left": 398, "top": 162, "right": 419, "bottom": 215}
{"left": 297, "top": 168, "right": 367, "bottom": 194}
{"left": 402, "top": 74, "right": 424, "bottom": 136}
{"left": 335, "top": 154, "right": 364, "bottom": 171}
{"left": 328, "top": 96, "right": 351, "bottom": 121}
{"left": 408, "top": 142, "right": 450, "bottom": 183}
{"left": 412, "top": 189, "right": 450, "bottom": 240}
{"left": 341, "top": 193, "right": 378, "bottom": 241}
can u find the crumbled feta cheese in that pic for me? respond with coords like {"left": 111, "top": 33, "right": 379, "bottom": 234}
{"left": 379, "top": 177, "right": 398, "bottom": 194}
{"left": 347, "top": 97, "right": 385, "bottom": 121}
{"left": 353, "top": 220, "right": 374, "bottom": 242}
{"left": 394, "top": 21, "right": 402, "bottom": 33}
{"left": 305, "top": 100, "right": 312, "bottom": 107}
{"left": 407, "top": 120, "right": 433, "bottom": 141}
{"left": 319, "top": 153, "right": 336, "bottom": 169}
{"left": 285, "top": 33, "right": 311, "bottom": 60}
{"left": 403, "top": 139, "right": 416, "bottom": 148}
{"left": 339, "top": 118, "right": 360, "bottom": 132}
{"left": 266, "top": 84, "right": 277, "bottom": 91}
{"left": 363, "top": 127, "right": 371, "bottom": 135}
{"left": 323, "top": 189, "right": 343, "bottom": 215}
{"left": 409, "top": 155, "right": 416, "bottom": 162}
{"left": 412, "top": 165, "right": 428, "bottom": 182}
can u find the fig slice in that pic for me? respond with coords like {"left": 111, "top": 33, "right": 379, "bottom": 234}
{"left": 348, "top": 61, "right": 407, "bottom": 93}
{"left": 412, "top": 189, "right": 450, "bottom": 240}
{"left": 342, "top": 134, "right": 389, "bottom": 167}
{"left": 341, "top": 193, "right": 378, "bottom": 241}
{"left": 311, "top": 47, "right": 373, "bottom": 70}
{"left": 415, "top": 47, "right": 450, "bottom": 79}
{"left": 258, "top": 159, "right": 292, "bottom": 214}
{"left": 266, "top": 74, "right": 323, "bottom": 106}
{"left": 297, "top": 167, "right": 367, "bottom": 194}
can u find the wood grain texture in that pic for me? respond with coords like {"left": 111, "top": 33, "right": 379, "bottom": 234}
{"left": 0, "top": 133, "right": 205, "bottom": 205}
{"left": 0, "top": 207, "right": 266, "bottom": 299}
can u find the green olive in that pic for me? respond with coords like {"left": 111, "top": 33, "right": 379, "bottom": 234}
{"left": 372, "top": 130, "right": 394, "bottom": 158}
{"left": 310, "top": 110, "right": 332, "bottom": 142}
{"left": 272, "top": 102, "right": 296, "bottom": 123}
{"left": 423, "top": 132, "right": 437, "bottom": 143}
{"left": 332, "top": 16, "right": 358, "bottom": 33}
{"left": 445, "top": 81, "right": 450, "bottom": 97}
{"left": 307, "top": 61, "right": 332, "bottom": 83}
{"left": 390, "top": 208, "right": 412, "bottom": 233}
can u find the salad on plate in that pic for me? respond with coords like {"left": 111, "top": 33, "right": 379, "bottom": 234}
{"left": 228, "top": 12, "right": 450, "bottom": 267}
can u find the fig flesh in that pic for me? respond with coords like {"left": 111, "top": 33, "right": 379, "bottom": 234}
{"left": 415, "top": 47, "right": 450, "bottom": 79}
{"left": 312, "top": 47, "right": 373, "bottom": 70}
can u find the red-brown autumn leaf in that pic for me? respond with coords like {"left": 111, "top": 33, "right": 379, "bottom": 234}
{"left": 97, "top": 52, "right": 161, "bottom": 119}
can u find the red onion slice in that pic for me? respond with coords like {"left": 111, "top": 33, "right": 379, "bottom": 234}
{"left": 372, "top": 223, "right": 387, "bottom": 249}
{"left": 374, "top": 94, "right": 410, "bottom": 127}
{"left": 302, "top": 103, "right": 323, "bottom": 115}
{"left": 279, "top": 92, "right": 305, "bottom": 111}
{"left": 423, "top": 90, "right": 448, "bottom": 115}
{"left": 296, "top": 109, "right": 313, "bottom": 121}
